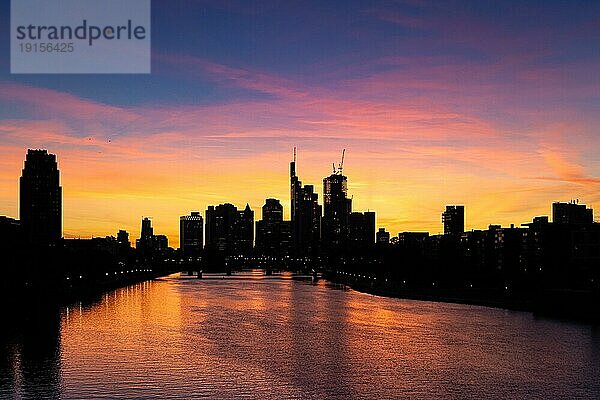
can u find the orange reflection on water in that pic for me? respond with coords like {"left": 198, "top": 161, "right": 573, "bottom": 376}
{"left": 60, "top": 276, "right": 183, "bottom": 381}
{"left": 2, "top": 273, "right": 594, "bottom": 399}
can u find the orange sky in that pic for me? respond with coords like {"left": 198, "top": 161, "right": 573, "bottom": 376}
{"left": 2, "top": 1, "right": 600, "bottom": 247}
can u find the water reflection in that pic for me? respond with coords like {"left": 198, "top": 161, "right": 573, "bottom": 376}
{"left": 0, "top": 299, "right": 62, "bottom": 399}
{"left": 1, "top": 273, "right": 599, "bottom": 399}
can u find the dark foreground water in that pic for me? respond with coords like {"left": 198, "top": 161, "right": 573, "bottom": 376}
{"left": 1, "top": 272, "right": 599, "bottom": 399}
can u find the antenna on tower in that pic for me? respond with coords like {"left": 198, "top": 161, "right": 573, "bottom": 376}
{"left": 293, "top": 147, "right": 296, "bottom": 163}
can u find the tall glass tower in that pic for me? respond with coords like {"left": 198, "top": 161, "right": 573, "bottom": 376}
{"left": 19, "top": 149, "right": 62, "bottom": 244}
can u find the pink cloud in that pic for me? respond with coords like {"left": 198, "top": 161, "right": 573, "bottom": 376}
{"left": 0, "top": 82, "right": 139, "bottom": 124}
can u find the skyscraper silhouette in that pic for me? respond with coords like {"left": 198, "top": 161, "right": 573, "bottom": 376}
{"left": 290, "top": 149, "right": 322, "bottom": 256}
{"left": 180, "top": 212, "right": 203, "bottom": 259}
{"left": 117, "top": 229, "right": 130, "bottom": 248}
{"left": 256, "top": 198, "right": 292, "bottom": 257}
{"left": 205, "top": 203, "right": 254, "bottom": 256}
{"left": 348, "top": 211, "right": 375, "bottom": 249}
{"left": 136, "top": 217, "right": 154, "bottom": 257}
{"left": 322, "top": 165, "right": 352, "bottom": 249}
{"left": 19, "top": 149, "right": 62, "bottom": 245}
{"left": 442, "top": 205, "right": 465, "bottom": 236}
{"left": 376, "top": 227, "right": 390, "bottom": 245}
{"left": 552, "top": 201, "right": 594, "bottom": 224}
{"left": 234, "top": 204, "right": 254, "bottom": 256}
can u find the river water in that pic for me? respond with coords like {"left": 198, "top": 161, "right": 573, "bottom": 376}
{"left": 1, "top": 272, "right": 599, "bottom": 399}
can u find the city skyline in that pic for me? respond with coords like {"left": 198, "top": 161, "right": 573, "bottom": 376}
{"left": 1, "top": 1, "right": 600, "bottom": 246}
{"left": 1, "top": 147, "right": 596, "bottom": 249}
{"left": 2, "top": 3, "right": 600, "bottom": 398}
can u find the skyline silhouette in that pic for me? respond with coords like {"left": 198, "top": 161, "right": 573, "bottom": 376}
{"left": 1, "top": 1, "right": 600, "bottom": 244}
{"left": 2, "top": 2, "right": 600, "bottom": 398}
{"left": 1, "top": 148, "right": 597, "bottom": 250}
{"left": 1, "top": 147, "right": 599, "bottom": 323}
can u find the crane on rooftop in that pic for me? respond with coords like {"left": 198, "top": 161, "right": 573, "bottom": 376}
{"left": 333, "top": 149, "right": 346, "bottom": 175}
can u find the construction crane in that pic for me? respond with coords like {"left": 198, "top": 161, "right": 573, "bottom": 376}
{"left": 336, "top": 149, "right": 346, "bottom": 175}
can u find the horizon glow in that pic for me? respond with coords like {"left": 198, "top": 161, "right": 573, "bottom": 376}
{"left": 1, "top": 0, "right": 599, "bottom": 247}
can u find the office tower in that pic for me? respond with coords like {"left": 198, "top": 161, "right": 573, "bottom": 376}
{"left": 376, "top": 227, "right": 390, "bottom": 245}
{"left": 552, "top": 201, "right": 593, "bottom": 224}
{"left": 234, "top": 204, "right": 254, "bottom": 256}
{"left": 262, "top": 198, "right": 283, "bottom": 224}
{"left": 279, "top": 221, "right": 293, "bottom": 257}
{"left": 136, "top": 217, "right": 154, "bottom": 255}
{"left": 256, "top": 198, "right": 291, "bottom": 257}
{"left": 290, "top": 147, "right": 300, "bottom": 229}
{"left": 206, "top": 204, "right": 236, "bottom": 253}
{"left": 141, "top": 217, "right": 153, "bottom": 239}
{"left": 117, "top": 229, "right": 130, "bottom": 248}
{"left": 205, "top": 203, "right": 254, "bottom": 256}
{"left": 322, "top": 152, "right": 352, "bottom": 249}
{"left": 290, "top": 149, "right": 322, "bottom": 256}
{"left": 348, "top": 211, "right": 376, "bottom": 249}
{"left": 442, "top": 205, "right": 465, "bottom": 236}
{"left": 153, "top": 235, "right": 169, "bottom": 252}
{"left": 19, "top": 149, "right": 62, "bottom": 244}
{"left": 180, "top": 212, "right": 203, "bottom": 259}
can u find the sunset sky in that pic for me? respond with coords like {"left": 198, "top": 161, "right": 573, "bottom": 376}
{"left": 1, "top": 0, "right": 599, "bottom": 247}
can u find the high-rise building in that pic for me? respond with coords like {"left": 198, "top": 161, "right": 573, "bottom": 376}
{"left": 153, "top": 235, "right": 169, "bottom": 252}
{"left": 442, "top": 205, "right": 465, "bottom": 236}
{"left": 348, "top": 211, "right": 375, "bottom": 249}
{"left": 205, "top": 203, "right": 254, "bottom": 256}
{"left": 117, "top": 229, "right": 130, "bottom": 248}
{"left": 291, "top": 147, "right": 300, "bottom": 230}
{"left": 552, "top": 201, "right": 593, "bottom": 224}
{"left": 256, "top": 198, "right": 291, "bottom": 257}
{"left": 262, "top": 198, "right": 283, "bottom": 224}
{"left": 376, "top": 227, "right": 390, "bottom": 245}
{"left": 234, "top": 204, "right": 254, "bottom": 256}
{"left": 322, "top": 170, "right": 352, "bottom": 249}
{"left": 180, "top": 212, "right": 203, "bottom": 259}
{"left": 19, "top": 149, "right": 62, "bottom": 244}
{"left": 141, "top": 217, "right": 153, "bottom": 239}
{"left": 290, "top": 149, "right": 322, "bottom": 256}
{"left": 206, "top": 204, "right": 236, "bottom": 253}
{"left": 136, "top": 217, "right": 154, "bottom": 256}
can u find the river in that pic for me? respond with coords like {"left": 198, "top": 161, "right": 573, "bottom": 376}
{"left": 1, "top": 271, "right": 599, "bottom": 399}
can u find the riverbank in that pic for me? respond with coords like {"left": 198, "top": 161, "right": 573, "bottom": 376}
{"left": 0, "top": 269, "right": 179, "bottom": 307}
{"left": 325, "top": 271, "right": 600, "bottom": 323}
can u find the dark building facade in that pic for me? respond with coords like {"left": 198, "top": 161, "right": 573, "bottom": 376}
{"left": 154, "top": 235, "right": 169, "bottom": 252}
{"left": 117, "top": 229, "right": 130, "bottom": 248}
{"left": 348, "top": 211, "right": 375, "bottom": 249}
{"left": 322, "top": 172, "right": 352, "bottom": 249}
{"left": 135, "top": 217, "right": 158, "bottom": 259}
{"left": 256, "top": 199, "right": 291, "bottom": 257}
{"left": 522, "top": 211, "right": 600, "bottom": 289}
{"left": 552, "top": 201, "right": 593, "bottom": 225}
{"left": 0, "top": 216, "right": 22, "bottom": 249}
{"left": 442, "top": 205, "right": 464, "bottom": 236}
{"left": 206, "top": 204, "right": 237, "bottom": 253}
{"left": 205, "top": 203, "right": 254, "bottom": 256}
{"left": 19, "top": 149, "right": 62, "bottom": 244}
{"left": 376, "top": 227, "right": 390, "bottom": 245}
{"left": 180, "top": 212, "right": 203, "bottom": 259}
{"left": 290, "top": 150, "right": 322, "bottom": 256}
{"left": 234, "top": 204, "right": 254, "bottom": 256}
{"left": 137, "top": 217, "right": 153, "bottom": 247}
